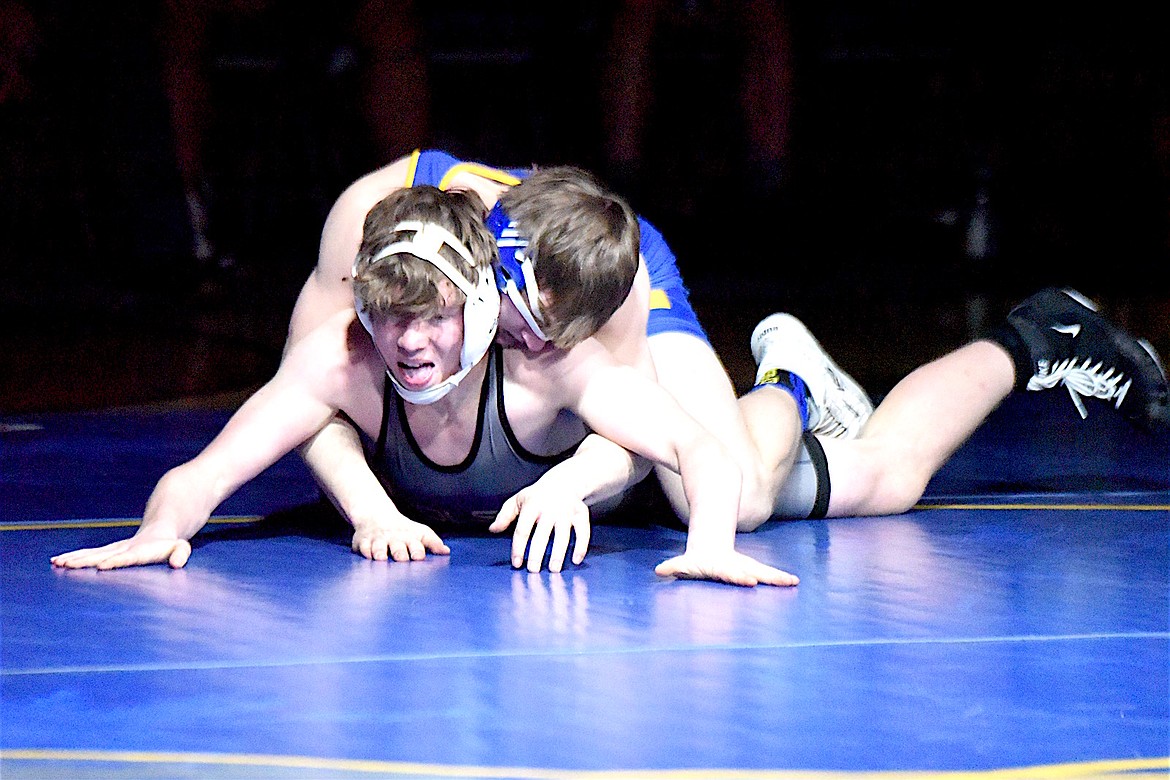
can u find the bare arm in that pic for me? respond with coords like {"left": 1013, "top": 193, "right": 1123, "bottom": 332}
{"left": 52, "top": 321, "right": 355, "bottom": 570}
{"left": 489, "top": 433, "right": 653, "bottom": 572}
{"left": 283, "top": 158, "right": 443, "bottom": 555}
{"left": 285, "top": 156, "right": 416, "bottom": 350}
{"left": 558, "top": 350, "right": 798, "bottom": 587}
{"left": 572, "top": 363, "right": 742, "bottom": 540}
{"left": 299, "top": 418, "right": 449, "bottom": 562}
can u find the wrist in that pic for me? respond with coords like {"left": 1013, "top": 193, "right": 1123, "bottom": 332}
{"left": 684, "top": 514, "right": 736, "bottom": 554}
{"left": 349, "top": 505, "right": 408, "bottom": 532}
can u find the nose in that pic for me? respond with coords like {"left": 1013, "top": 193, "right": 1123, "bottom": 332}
{"left": 396, "top": 320, "right": 430, "bottom": 350}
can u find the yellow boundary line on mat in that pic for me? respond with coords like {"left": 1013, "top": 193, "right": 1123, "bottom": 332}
{"left": 0, "top": 750, "right": 1166, "bottom": 779}
{"left": 3, "top": 503, "right": 1168, "bottom": 533}
{"left": 915, "top": 503, "right": 1170, "bottom": 511}
{"left": 0, "top": 516, "right": 260, "bottom": 531}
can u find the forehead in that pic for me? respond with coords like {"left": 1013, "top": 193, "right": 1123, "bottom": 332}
{"left": 371, "top": 278, "right": 464, "bottom": 322}
{"left": 388, "top": 277, "right": 462, "bottom": 304}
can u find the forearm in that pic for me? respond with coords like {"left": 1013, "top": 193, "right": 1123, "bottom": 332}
{"left": 300, "top": 415, "right": 450, "bottom": 562}
{"left": 298, "top": 416, "right": 406, "bottom": 528}
{"left": 568, "top": 359, "right": 746, "bottom": 552}
{"left": 677, "top": 436, "right": 743, "bottom": 553}
{"left": 533, "top": 434, "right": 651, "bottom": 507}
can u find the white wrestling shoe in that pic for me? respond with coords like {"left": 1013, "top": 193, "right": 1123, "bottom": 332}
{"left": 750, "top": 313, "right": 874, "bottom": 439}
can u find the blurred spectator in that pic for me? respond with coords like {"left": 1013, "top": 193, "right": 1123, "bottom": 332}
{"left": 599, "top": 0, "right": 794, "bottom": 210}
{"left": 4, "top": 3, "right": 196, "bottom": 300}
{"left": 0, "top": 0, "right": 39, "bottom": 106}
{"left": 157, "top": 0, "right": 431, "bottom": 266}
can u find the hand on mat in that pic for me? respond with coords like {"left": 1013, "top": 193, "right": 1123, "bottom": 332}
{"left": 351, "top": 515, "right": 449, "bottom": 562}
{"left": 490, "top": 487, "right": 591, "bottom": 573}
{"left": 655, "top": 549, "right": 799, "bottom": 588}
{"left": 51, "top": 534, "right": 193, "bottom": 570}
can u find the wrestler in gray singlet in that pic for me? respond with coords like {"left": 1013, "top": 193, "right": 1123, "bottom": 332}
{"left": 366, "top": 345, "right": 589, "bottom": 527}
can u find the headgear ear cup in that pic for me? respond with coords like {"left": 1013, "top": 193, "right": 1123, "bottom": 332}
{"left": 458, "top": 260, "right": 500, "bottom": 369}
{"left": 485, "top": 202, "right": 549, "bottom": 341}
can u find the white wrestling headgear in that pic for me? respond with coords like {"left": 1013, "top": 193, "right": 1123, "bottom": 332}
{"left": 353, "top": 220, "right": 500, "bottom": 404}
{"left": 486, "top": 201, "right": 550, "bottom": 343}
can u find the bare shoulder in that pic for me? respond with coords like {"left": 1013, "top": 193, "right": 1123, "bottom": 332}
{"left": 270, "top": 312, "right": 382, "bottom": 433}
{"left": 334, "top": 158, "right": 412, "bottom": 211}
{"left": 506, "top": 340, "right": 626, "bottom": 399}
{"left": 285, "top": 312, "right": 378, "bottom": 384}
{"left": 447, "top": 170, "right": 512, "bottom": 210}
{"left": 319, "top": 156, "right": 415, "bottom": 267}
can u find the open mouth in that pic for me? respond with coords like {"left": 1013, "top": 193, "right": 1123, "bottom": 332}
{"left": 396, "top": 360, "right": 437, "bottom": 388}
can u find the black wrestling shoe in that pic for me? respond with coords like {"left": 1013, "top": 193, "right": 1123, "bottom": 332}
{"left": 1000, "top": 288, "right": 1170, "bottom": 432}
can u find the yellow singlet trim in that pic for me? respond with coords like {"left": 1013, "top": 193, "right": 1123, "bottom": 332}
{"left": 403, "top": 148, "right": 421, "bottom": 186}
{"left": 402, "top": 150, "right": 521, "bottom": 192}
{"left": 438, "top": 162, "right": 522, "bottom": 191}
{"left": 1, "top": 749, "right": 1166, "bottom": 779}
{"left": 649, "top": 289, "right": 672, "bottom": 310}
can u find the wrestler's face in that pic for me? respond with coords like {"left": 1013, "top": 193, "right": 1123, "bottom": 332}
{"left": 497, "top": 294, "right": 555, "bottom": 355}
{"left": 373, "top": 282, "right": 465, "bottom": 392}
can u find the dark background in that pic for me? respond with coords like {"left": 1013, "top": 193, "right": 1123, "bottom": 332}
{"left": 3, "top": 2, "right": 1168, "bottom": 414}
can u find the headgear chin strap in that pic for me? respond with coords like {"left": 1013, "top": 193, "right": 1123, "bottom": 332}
{"left": 353, "top": 220, "right": 500, "bottom": 405}
{"left": 486, "top": 201, "right": 550, "bottom": 343}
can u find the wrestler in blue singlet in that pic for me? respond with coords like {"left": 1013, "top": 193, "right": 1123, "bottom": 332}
{"left": 403, "top": 148, "right": 711, "bottom": 344}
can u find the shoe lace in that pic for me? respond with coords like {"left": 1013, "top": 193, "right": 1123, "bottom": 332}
{"left": 1027, "top": 357, "right": 1132, "bottom": 419}
{"left": 811, "top": 416, "right": 847, "bottom": 437}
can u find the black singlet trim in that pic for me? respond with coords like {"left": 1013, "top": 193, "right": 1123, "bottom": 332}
{"left": 494, "top": 346, "right": 585, "bottom": 465}
{"left": 383, "top": 354, "right": 491, "bottom": 474}
{"left": 374, "top": 378, "right": 392, "bottom": 459}
{"left": 803, "top": 430, "right": 832, "bottom": 519}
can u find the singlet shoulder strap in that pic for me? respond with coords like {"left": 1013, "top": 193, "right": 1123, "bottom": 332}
{"left": 375, "top": 373, "right": 393, "bottom": 459}
{"left": 492, "top": 345, "right": 583, "bottom": 464}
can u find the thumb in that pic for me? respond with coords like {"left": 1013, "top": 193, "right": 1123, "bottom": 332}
{"left": 168, "top": 540, "right": 192, "bottom": 569}
{"left": 654, "top": 556, "right": 685, "bottom": 579}
{"left": 423, "top": 529, "right": 451, "bottom": 555}
{"left": 489, "top": 495, "right": 520, "bottom": 533}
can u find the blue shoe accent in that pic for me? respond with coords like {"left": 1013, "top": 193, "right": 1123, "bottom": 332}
{"left": 752, "top": 368, "right": 812, "bottom": 430}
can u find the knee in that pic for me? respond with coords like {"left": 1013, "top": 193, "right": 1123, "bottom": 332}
{"left": 843, "top": 440, "right": 932, "bottom": 517}
{"left": 735, "top": 475, "right": 776, "bottom": 532}
{"left": 871, "top": 474, "right": 928, "bottom": 516}
{"left": 736, "top": 512, "right": 770, "bottom": 533}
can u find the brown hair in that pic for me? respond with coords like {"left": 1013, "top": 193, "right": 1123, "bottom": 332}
{"left": 499, "top": 166, "right": 640, "bottom": 348}
{"left": 353, "top": 186, "right": 497, "bottom": 321}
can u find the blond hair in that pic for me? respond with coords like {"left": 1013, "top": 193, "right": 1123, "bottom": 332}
{"left": 353, "top": 186, "right": 497, "bottom": 320}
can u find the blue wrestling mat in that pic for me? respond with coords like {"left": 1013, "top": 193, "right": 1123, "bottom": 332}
{"left": 2, "top": 391, "right": 1167, "bottom": 778}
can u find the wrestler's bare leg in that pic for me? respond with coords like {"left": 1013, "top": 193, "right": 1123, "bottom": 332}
{"left": 820, "top": 340, "right": 1015, "bottom": 517}
{"left": 647, "top": 332, "right": 803, "bottom": 530}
